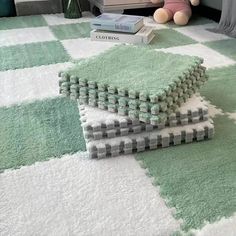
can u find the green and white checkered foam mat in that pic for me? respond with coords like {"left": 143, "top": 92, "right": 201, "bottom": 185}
{"left": 0, "top": 12, "right": 236, "bottom": 235}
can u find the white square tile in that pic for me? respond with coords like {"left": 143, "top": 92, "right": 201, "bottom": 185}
{"left": 62, "top": 38, "right": 118, "bottom": 59}
{"left": 156, "top": 43, "right": 236, "bottom": 69}
{"left": 43, "top": 12, "right": 94, "bottom": 26}
{"left": 0, "top": 154, "right": 180, "bottom": 236}
{"left": 0, "top": 27, "right": 56, "bottom": 47}
{"left": 0, "top": 63, "right": 72, "bottom": 107}
{"left": 174, "top": 23, "right": 230, "bottom": 43}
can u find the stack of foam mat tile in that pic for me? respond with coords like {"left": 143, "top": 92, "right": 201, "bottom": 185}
{"left": 59, "top": 45, "right": 215, "bottom": 158}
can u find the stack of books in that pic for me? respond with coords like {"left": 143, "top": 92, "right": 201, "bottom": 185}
{"left": 90, "top": 13, "right": 155, "bottom": 44}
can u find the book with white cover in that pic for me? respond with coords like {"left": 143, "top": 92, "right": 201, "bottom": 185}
{"left": 90, "top": 25, "right": 155, "bottom": 44}
{"left": 90, "top": 13, "right": 144, "bottom": 33}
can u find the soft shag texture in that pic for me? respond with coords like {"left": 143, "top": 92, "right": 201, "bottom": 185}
{"left": 175, "top": 23, "right": 230, "bottom": 44}
{"left": 136, "top": 115, "right": 236, "bottom": 232}
{"left": 207, "top": 64, "right": 236, "bottom": 81}
{"left": 0, "top": 63, "right": 72, "bottom": 107}
{"left": 194, "top": 214, "right": 236, "bottom": 236}
{"left": 0, "top": 15, "right": 47, "bottom": 30}
{"left": 60, "top": 45, "right": 206, "bottom": 123}
{"left": 60, "top": 67, "right": 207, "bottom": 123}
{"left": 1, "top": 12, "right": 236, "bottom": 235}
{"left": 50, "top": 22, "right": 91, "bottom": 40}
{"left": 79, "top": 95, "right": 209, "bottom": 140}
{"left": 0, "top": 27, "right": 56, "bottom": 47}
{"left": 64, "top": 45, "right": 202, "bottom": 99}
{"left": 147, "top": 29, "right": 196, "bottom": 49}
{"left": 205, "top": 39, "right": 236, "bottom": 61}
{"left": 0, "top": 97, "right": 86, "bottom": 172}
{"left": 156, "top": 43, "right": 236, "bottom": 69}
{"left": 85, "top": 118, "right": 214, "bottom": 159}
{"left": 200, "top": 67, "right": 236, "bottom": 113}
{"left": 0, "top": 41, "right": 70, "bottom": 71}
{"left": 0, "top": 154, "right": 180, "bottom": 236}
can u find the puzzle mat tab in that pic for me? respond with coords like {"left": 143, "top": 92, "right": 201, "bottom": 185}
{"left": 79, "top": 95, "right": 209, "bottom": 140}
{"left": 60, "top": 65, "right": 206, "bottom": 107}
{"left": 78, "top": 90, "right": 188, "bottom": 122}
{"left": 60, "top": 74, "right": 207, "bottom": 124}
{"left": 78, "top": 93, "right": 187, "bottom": 125}
{"left": 67, "top": 77, "right": 207, "bottom": 126}
{"left": 86, "top": 119, "right": 214, "bottom": 159}
{"left": 60, "top": 67, "right": 206, "bottom": 114}
{"left": 59, "top": 45, "right": 204, "bottom": 103}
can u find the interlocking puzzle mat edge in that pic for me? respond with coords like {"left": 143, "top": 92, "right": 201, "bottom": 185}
{"left": 60, "top": 67, "right": 206, "bottom": 112}
{"left": 58, "top": 45, "right": 205, "bottom": 103}
{"left": 79, "top": 95, "right": 209, "bottom": 141}
{"left": 85, "top": 119, "right": 214, "bottom": 159}
{"left": 60, "top": 74, "right": 208, "bottom": 124}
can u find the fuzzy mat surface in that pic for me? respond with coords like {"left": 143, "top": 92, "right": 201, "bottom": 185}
{"left": 0, "top": 12, "right": 236, "bottom": 236}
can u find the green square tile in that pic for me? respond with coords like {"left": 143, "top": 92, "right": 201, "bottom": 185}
{"left": 0, "top": 41, "right": 70, "bottom": 71}
{"left": 0, "top": 15, "right": 47, "bottom": 30}
{"left": 147, "top": 29, "right": 197, "bottom": 49}
{"left": 0, "top": 97, "right": 86, "bottom": 172}
{"left": 207, "top": 64, "right": 236, "bottom": 81}
{"left": 65, "top": 45, "right": 202, "bottom": 99}
{"left": 136, "top": 115, "right": 236, "bottom": 232}
{"left": 205, "top": 39, "right": 236, "bottom": 61}
{"left": 201, "top": 65, "right": 236, "bottom": 113}
{"left": 50, "top": 22, "right": 91, "bottom": 40}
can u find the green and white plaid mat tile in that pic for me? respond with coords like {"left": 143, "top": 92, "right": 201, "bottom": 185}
{"left": 0, "top": 12, "right": 236, "bottom": 236}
